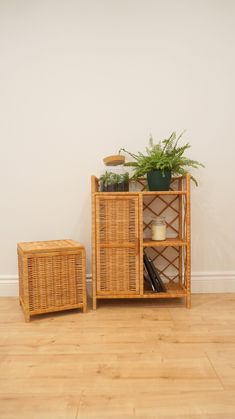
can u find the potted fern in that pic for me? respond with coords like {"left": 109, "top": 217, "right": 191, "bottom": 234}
{"left": 119, "top": 132, "right": 204, "bottom": 190}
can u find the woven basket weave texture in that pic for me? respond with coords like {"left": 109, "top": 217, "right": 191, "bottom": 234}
{"left": 17, "top": 240, "right": 86, "bottom": 321}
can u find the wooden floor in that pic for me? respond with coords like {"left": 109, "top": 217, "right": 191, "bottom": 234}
{"left": 1, "top": 292, "right": 235, "bottom": 418}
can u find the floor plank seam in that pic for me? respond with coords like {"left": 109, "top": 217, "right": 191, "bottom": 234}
{"left": 205, "top": 351, "right": 225, "bottom": 391}
{"left": 75, "top": 391, "right": 83, "bottom": 419}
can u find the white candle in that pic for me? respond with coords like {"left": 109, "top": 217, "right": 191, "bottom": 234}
{"left": 151, "top": 218, "right": 166, "bottom": 240}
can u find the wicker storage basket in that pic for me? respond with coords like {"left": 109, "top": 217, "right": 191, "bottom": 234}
{"left": 17, "top": 240, "right": 87, "bottom": 321}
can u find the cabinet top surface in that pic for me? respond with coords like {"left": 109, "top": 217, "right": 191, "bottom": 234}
{"left": 93, "top": 191, "right": 187, "bottom": 196}
{"left": 91, "top": 175, "right": 190, "bottom": 195}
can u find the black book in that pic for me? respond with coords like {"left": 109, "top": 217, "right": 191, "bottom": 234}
{"left": 143, "top": 264, "right": 156, "bottom": 292}
{"left": 143, "top": 253, "right": 166, "bottom": 292}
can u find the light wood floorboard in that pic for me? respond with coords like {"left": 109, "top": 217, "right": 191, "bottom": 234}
{"left": 1, "top": 292, "right": 235, "bottom": 418}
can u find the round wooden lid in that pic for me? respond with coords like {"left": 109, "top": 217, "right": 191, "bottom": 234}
{"left": 103, "top": 155, "right": 125, "bottom": 166}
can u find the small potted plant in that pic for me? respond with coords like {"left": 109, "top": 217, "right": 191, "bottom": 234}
{"left": 99, "top": 171, "right": 114, "bottom": 192}
{"left": 117, "top": 172, "right": 129, "bottom": 191}
{"left": 119, "top": 131, "right": 204, "bottom": 190}
{"left": 99, "top": 171, "right": 129, "bottom": 192}
{"left": 107, "top": 173, "right": 119, "bottom": 191}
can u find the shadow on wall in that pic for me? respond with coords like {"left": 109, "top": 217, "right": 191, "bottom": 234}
{"left": 72, "top": 192, "right": 92, "bottom": 274}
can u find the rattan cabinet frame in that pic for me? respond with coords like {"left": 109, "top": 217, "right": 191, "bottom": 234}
{"left": 91, "top": 174, "right": 191, "bottom": 309}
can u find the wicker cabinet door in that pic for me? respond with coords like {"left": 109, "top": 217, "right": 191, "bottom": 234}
{"left": 95, "top": 196, "right": 140, "bottom": 295}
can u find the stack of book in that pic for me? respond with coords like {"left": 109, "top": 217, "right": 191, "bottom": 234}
{"left": 143, "top": 252, "right": 166, "bottom": 292}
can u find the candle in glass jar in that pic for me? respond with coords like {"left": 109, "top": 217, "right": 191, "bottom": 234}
{"left": 151, "top": 217, "right": 166, "bottom": 240}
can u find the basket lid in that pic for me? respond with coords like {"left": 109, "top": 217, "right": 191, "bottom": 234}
{"left": 17, "top": 239, "right": 84, "bottom": 253}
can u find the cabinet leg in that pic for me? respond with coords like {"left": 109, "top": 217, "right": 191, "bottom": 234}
{"left": 93, "top": 297, "right": 97, "bottom": 310}
{"left": 82, "top": 302, "right": 87, "bottom": 313}
{"left": 186, "top": 294, "right": 191, "bottom": 309}
{"left": 24, "top": 312, "right": 30, "bottom": 322}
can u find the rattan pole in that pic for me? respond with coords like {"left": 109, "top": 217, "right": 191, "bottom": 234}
{"left": 91, "top": 176, "right": 97, "bottom": 309}
{"left": 178, "top": 177, "right": 183, "bottom": 287}
{"left": 139, "top": 194, "right": 144, "bottom": 296}
{"left": 186, "top": 173, "right": 191, "bottom": 308}
{"left": 82, "top": 247, "right": 87, "bottom": 312}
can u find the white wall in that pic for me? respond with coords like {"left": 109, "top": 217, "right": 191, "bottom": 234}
{"left": 1, "top": 0, "right": 235, "bottom": 294}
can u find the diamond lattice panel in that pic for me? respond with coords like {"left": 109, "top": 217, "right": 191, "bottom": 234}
{"left": 145, "top": 246, "right": 182, "bottom": 283}
{"left": 143, "top": 195, "right": 180, "bottom": 239}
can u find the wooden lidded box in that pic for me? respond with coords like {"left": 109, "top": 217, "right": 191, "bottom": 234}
{"left": 17, "top": 240, "right": 87, "bottom": 321}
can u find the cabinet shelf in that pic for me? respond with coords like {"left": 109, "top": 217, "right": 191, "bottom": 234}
{"left": 142, "top": 191, "right": 186, "bottom": 196}
{"left": 96, "top": 282, "right": 187, "bottom": 299}
{"left": 143, "top": 238, "right": 187, "bottom": 247}
{"left": 94, "top": 190, "right": 187, "bottom": 196}
{"left": 144, "top": 281, "right": 187, "bottom": 296}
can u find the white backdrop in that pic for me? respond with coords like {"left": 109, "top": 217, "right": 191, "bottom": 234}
{"left": 1, "top": 0, "right": 235, "bottom": 294}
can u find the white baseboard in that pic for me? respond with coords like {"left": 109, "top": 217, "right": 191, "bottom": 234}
{"left": 191, "top": 271, "right": 235, "bottom": 293}
{"left": 0, "top": 272, "right": 235, "bottom": 297}
{"left": 0, "top": 275, "right": 19, "bottom": 296}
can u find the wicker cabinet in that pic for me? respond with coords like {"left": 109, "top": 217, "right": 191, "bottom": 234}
{"left": 92, "top": 174, "right": 191, "bottom": 309}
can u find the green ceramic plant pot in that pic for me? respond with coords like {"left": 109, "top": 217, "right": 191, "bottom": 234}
{"left": 147, "top": 170, "right": 172, "bottom": 191}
